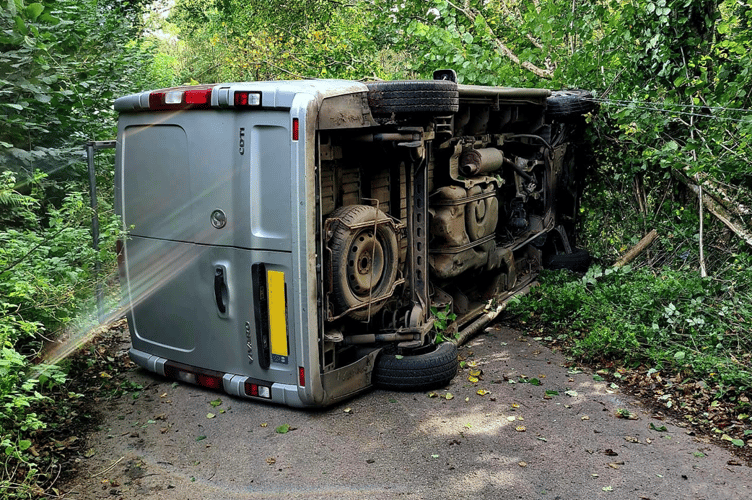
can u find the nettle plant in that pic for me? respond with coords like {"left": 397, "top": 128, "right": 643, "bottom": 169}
{"left": 431, "top": 305, "right": 457, "bottom": 344}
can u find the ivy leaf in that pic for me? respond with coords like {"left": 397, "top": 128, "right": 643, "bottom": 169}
{"left": 25, "top": 3, "right": 45, "bottom": 21}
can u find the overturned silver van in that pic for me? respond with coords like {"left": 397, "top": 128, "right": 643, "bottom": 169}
{"left": 114, "top": 71, "right": 594, "bottom": 407}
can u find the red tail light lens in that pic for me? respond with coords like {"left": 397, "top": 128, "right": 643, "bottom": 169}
{"left": 185, "top": 89, "right": 211, "bottom": 105}
{"left": 197, "top": 373, "right": 223, "bottom": 390}
{"left": 292, "top": 118, "right": 299, "bottom": 141}
{"left": 299, "top": 366, "right": 305, "bottom": 387}
{"left": 234, "top": 91, "right": 262, "bottom": 107}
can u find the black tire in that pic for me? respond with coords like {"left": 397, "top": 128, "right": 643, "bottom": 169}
{"left": 366, "top": 80, "right": 459, "bottom": 115}
{"left": 546, "top": 90, "right": 596, "bottom": 121}
{"left": 544, "top": 247, "right": 592, "bottom": 272}
{"left": 373, "top": 342, "right": 459, "bottom": 391}
{"left": 328, "top": 205, "right": 399, "bottom": 321}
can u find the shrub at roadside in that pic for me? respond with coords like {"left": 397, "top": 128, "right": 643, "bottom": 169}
{"left": 509, "top": 257, "right": 752, "bottom": 395}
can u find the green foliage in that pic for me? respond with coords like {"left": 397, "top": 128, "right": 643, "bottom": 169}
{"left": 161, "top": 0, "right": 400, "bottom": 83}
{"left": 1, "top": 1, "right": 151, "bottom": 495}
{"left": 0, "top": 0, "right": 152, "bottom": 154}
{"left": 510, "top": 259, "right": 752, "bottom": 391}
{"left": 431, "top": 305, "right": 457, "bottom": 343}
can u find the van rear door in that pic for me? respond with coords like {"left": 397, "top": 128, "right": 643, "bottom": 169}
{"left": 116, "top": 107, "right": 297, "bottom": 387}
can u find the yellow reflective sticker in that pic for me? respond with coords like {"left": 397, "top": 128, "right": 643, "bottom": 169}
{"left": 267, "top": 270, "right": 288, "bottom": 363}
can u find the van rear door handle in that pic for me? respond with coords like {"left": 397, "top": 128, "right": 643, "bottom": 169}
{"left": 214, "top": 267, "right": 228, "bottom": 314}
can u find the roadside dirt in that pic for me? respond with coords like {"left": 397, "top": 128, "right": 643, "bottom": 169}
{"left": 61, "top": 324, "right": 751, "bottom": 500}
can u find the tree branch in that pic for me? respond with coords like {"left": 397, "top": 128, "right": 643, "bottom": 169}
{"left": 672, "top": 169, "right": 752, "bottom": 249}
{"left": 446, "top": 0, "right": 553, "bottom": 79}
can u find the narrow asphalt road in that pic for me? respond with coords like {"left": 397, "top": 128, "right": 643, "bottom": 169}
{"left": 64, "top": 325, "right": 751, "bottom": 499}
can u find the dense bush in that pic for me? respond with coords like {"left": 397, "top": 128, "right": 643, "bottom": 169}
{"left": 1, "top": 0, "right": 151, "bottom": 495}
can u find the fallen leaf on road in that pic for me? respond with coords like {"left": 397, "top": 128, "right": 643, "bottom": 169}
{"left": 260, "top": 423, "right": 268, "bottom": 427}
{"left": 581, "top": 416, "right": 590, "bottom": 421}
{"left": 266, "top": 458, "right": 276, "bottom": 465}
{"left": 507, "top": 416, "right": 517, "bottom": 422}
{"left": 565, "top": 390, "right": 578, "bottom": 397}
{"left": 625, "top": 436, "right": 639, "bottom": 443}
{"left": 516, "top": 426, "right": 526, "bottom": 432}
{"left": 210, "top": 398, "right": 222, "bottom": 407}
{"left": 616, "top": 409, "right": 638, "bottom": 420}
{"left": 518, "top": 461, "right": 527, "bottom": 467}
{"left": 649, "top": 423, "right": 668, "bottom": 431}
{"left": 728, "top": 460, "right": 742, "bottom": 466}
{"left": 196, "top": 435, "right": 206, "bottom": 442}
{"left": 607, "top": 462, "right": 624, "bottom": 469}
{"left": 604, "top": 449, "right": 618, "bottom": 456}
{"left": 468, "top": 376, "right": 479, "bottom": 383}
{"left": 602, "top": 486, "right": 613, "bottom": 492}
{"left": 477, "top": 389, "right": 490, "bottom": 396}
{"left": 275, "top": 424, "right": 291, "bottom": 434}
{"left": 427, "top": 392, "right": 438, "bottom": 398}
{"left": 445, "top": 393, "right": 454, "bottom": 400}
{"left": 343, "top": 408, "right": 352, "bottom": 414}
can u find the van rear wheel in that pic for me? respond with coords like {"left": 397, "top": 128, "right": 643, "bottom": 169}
{"left": 366, "top": 80, "right": 460, "bottom": 115}
{"left": 372, "top": 342, "right": 459, "bottom": 391}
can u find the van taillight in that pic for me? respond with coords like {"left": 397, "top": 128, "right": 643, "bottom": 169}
{"left": 197, "top": 373, "right": 222, "bottom": 390}
{"left": 244, "top": 381, "right": 271, "bottom": 399}
{"left": 148, "top": 88, "right": 212, "bottom": 110}
{"left": 163, "top": 361, "right": 224, "bottom": 390}
{"left": 299, "top": 367, "right": 305, "bottom": 387}
{"left": 292, "top": 118, "right": 299, "bottom": 141}
{"left": 233, "top": 91, "right": 262, "bottom": 107}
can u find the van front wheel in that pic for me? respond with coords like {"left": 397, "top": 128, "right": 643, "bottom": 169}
{"left": 372, "top": 342, "right": 459, "bottom": 391}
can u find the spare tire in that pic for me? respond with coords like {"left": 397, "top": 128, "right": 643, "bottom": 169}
{"left": 546, "top": 90, "right": 596, "bottom": 121}
{"left": 372, "top": 342, "right": 459, "bottom": 391}
{"left": 366, "top": 80, "right": 459, "bottom": 115}
{"left": 328, "top": 205, "right": 400, "bottom": 321}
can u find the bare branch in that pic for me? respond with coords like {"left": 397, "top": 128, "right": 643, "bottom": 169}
{"left": 613, "top": 229, "right": 659, "bottom": 268}
{"left": 672, "top": 170, "right": 752, "bottom": 249}
{"left": 446, "top": 1, "right": 552, "bottom": 79}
